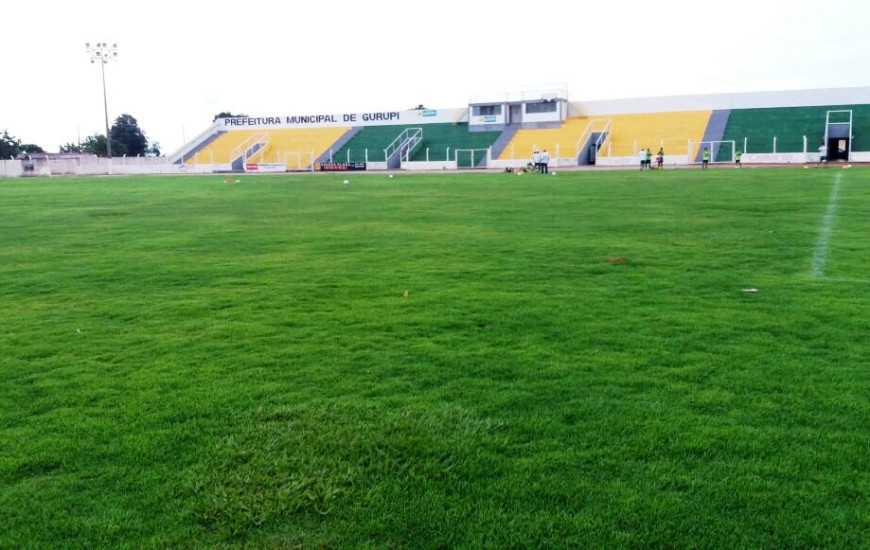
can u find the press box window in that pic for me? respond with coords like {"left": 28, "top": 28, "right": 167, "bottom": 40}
{"left": 472, "top": 105, "right": 502, "bottom": 116}
{"left": 526, "top": 102, "right": 558, "bottom": 114}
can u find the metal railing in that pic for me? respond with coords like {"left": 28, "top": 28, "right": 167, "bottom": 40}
{"left": 594, "top": 120, "right": 612, "bottom": 156}
{"left": 229, "top": 132, "right": 269, "bottom": 164}
{"left": 573, "top": 119, "right": 596, "bottom": 157}
{"left": 574, "top": 119, "right": 611, "bottom": 158}
{"left": 383, "top": 128, "right": 423, "bottom": 164}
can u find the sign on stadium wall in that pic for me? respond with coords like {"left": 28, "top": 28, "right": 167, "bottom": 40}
{"left": 245, "top": 163, "right": 286, "bottom": 172}
{"left": 219, "top": 108, "right": 466, "bottom": 130}
{"left": 316, "top": 162, "right": 367, "bottom": 171}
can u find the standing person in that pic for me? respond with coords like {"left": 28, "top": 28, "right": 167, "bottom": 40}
{"left": 540, "top": 149, "right": 550, "bottom": 174}
{"left": 646, "top": 149, "right": 653, "bottom": 170}
{"left": 639, "top": 148, "right": 647, "bottom": 170}
{"left": 817, "top": 143, "right": 827, "bottom": 167}
{"left": 657, "top": 147, "right": 664, "bottom": 169}
{"left": 532, "top": 150, "right": 541, "bottom": 173}
{"left": 735, "top": 150, "right": 743, "bottom": 168}
{"left": 702, "top": 147, "right": 710, "bottom": 170}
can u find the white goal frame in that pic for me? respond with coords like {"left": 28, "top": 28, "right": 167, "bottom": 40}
{"left": 688, "top": 140, "right": 737, "bottom": 164}
{"left": 454, "top": 148, "right": 490, "bottom": 169}
{"left": 282, "top": 151, "right": 315, "bottom": 172}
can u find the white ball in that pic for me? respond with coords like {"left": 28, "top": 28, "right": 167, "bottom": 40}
{"left": 552, "top": 172, "right": 557, "bottom": 176}
{"left": 343, "top": 179, "right": 349, "bottom": 184}
{"left": 389, "top": 174, "right": 394, "bottom": 179}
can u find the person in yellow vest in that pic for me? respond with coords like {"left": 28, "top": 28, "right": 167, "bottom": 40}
{"left": 735, "top": 150, "right": 743, "bottom": 168}
{"left": 702, "top": 148, "right": 710, "bottom": 170}
{"left": 657, "top": 147, "right": 664, "bottom": 169}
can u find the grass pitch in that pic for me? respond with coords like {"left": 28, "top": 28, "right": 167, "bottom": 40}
{"left": 1, "top": 168, "right": 869, "bottom": 547}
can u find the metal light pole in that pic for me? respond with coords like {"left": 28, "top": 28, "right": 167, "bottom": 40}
{"left": 85, "top": 42, "right": 118, "bottom": 158}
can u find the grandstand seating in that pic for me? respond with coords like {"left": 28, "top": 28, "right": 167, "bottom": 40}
{"left": 181, "top": 104, "right": 868, "bottom": 170}
{"left": 183, "top": 130, "right": 258, "bottom": 164}
{"left": 247, "top": 128, "right": 350, "bottom": 167}
{"left": 332, "top": 123, "right": 501, "bottom": 165}
{"left": 720, "top": 105, "right": 870, "bottom": 154}
{"left": 597, "top": 111, "right": 711, "bottom": 158}
{"left": 496, "top": 118, "right": 602, "bottom": 161}
{"left": 499, "top": 112, "right": 712, "bottom": 160}
{"left": 185, "top": 127, "right": 349, "bottom": 167}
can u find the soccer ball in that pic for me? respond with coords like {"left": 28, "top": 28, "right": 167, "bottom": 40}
{"left": 389, "top": 174, "right": 394, "bottom": 179}
{"left": 552, "top": 172, "right": 557, "bottom": 176}
{"left": 343, "top": 179, "right": 350, "bottom": 185}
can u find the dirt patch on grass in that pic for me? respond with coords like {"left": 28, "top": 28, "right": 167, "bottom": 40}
{"left": 607, "top": 257, "right": 629, "bottom": 265}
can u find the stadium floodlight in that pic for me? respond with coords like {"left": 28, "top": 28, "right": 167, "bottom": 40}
{"left": 85, "top": 42, "right": 119, "bottom": 158}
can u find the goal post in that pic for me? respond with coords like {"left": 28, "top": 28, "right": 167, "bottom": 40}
{"left": 282, "top": 151, "right": 315, "bottom": 172}
{"left": 454, "top": 148, "right": 489, "bottom": 169}
{"left": 688, "top": 140, "right": 737, "bottom": 164}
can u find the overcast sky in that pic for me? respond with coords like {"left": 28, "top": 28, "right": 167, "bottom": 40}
{"left": 2, "top": 0, "right": 868, "bottom": 154}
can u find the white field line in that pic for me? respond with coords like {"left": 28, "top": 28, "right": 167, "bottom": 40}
{"left": 811, "top": 171, "right": 842, "bottom": 278}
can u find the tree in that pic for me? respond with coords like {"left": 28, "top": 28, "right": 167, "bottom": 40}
{"left": 21, "top": 144, "right": 45, "bottom": 154}
{"left": 213, "top": 111, "right": 248, "bottom": 121}
{"left": 59, "top": 142, "right": 83, "bottom": 154}
{"left": 110, "top": 114, "right": 148, "bottom": 157}
{"left": 147, "top": 142, "right": 161, "bottom": 156}
{"left": 0, "top": 129, "right": 22, "bottom": 159}
{"left": 81, "top": 134, "right": 127, "bottom": 157}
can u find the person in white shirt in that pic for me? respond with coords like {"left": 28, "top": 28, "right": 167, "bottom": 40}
{"left": 639, "top": 149, "right": 648, "bottom": 170}
{"left": 540, "top": 149, "right": 550, "bottom": 174}
{"left": 817, "top": 143, "right": 828, "bottom": 167}
{"left": 532, "top": 150, "right": 541, "bottom": 172}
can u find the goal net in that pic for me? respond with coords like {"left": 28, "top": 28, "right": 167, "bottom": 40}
{"left": 689, "top": 140, "right": 736, "bottom": 164}
{"left": 454, "top": 149, "right": 489, "bottom": 169}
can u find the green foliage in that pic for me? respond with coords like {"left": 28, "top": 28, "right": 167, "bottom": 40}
{"left": 1, "top": 169, "right": 869, "bottom": 547}
{"left": 213, "top": 111, "right": 248, "bottom": 121}
{"left": 0, "top": 131, "right": 42, "bottom": 157}
{"left": 110, "top": 114, "right": 148, "bottom": 157}
{"left": 0, "top": 129, "right": 22, "bottom": 158}
{"left": 59, "top": 142, "right": 83, "bottom": 154}
{"left": 80, "top": 133, "right": 126, "bottom": 157}
{"left": 20, "top": 144, "right": 44, "bottom": 154}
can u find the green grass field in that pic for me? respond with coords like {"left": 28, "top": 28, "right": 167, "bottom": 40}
{"left": 2, "top": 168, "right": 869, "bottom": 547}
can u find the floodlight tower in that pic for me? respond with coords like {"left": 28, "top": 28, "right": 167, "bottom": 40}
{"left": 85, "top": 42, "right": 118, "bottom": 158}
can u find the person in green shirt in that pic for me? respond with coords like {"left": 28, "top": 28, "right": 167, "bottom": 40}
{"left": 735, "top": 150, "right": 743, "bottom": 168}
{"left": 657, "top": 147, "right": 664, "bottom": 169}
{"left": 702, "top": 148, "right": 710, "bottom": 170}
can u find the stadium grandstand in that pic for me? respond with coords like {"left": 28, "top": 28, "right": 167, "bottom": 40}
{"left": 3, "top": 86, "right": 869, "bottom": 178}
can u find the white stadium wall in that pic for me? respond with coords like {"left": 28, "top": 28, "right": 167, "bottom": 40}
{"left": 0, "top": 160, "right": 25, "bottom": 178}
